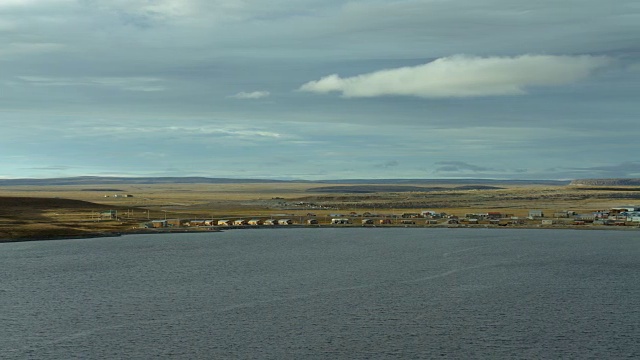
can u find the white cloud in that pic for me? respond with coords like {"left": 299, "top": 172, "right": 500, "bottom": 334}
{"left": 434, "top": 161, "right": 496, "bottom": 173}
{"left": 17, "top": 76, "right": 166, "bottom": 92}
{"left": 84, "top": 0, "right": 311, "bottom": 24}
{"left": 86, "top": 0, "right": 195, "bottom": 18}
{"left": 375, "top": 160, "right": 399, "bottom": 169}
{"left": 80, "top": 124, "right": 282, "bottom": 139}
{"left": 0, "top": 0, "right": 72, "bottom": 7}
{"left": 228, "top": 91, "right": 271, "bottom": 99}
{"left": 299, "top": 54, "right": 613, "bottom": 98}
{"left": 0, "top": 43, "right": 65, "bottom": 58}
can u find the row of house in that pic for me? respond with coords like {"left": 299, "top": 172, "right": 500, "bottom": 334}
{"left": 145, "top": 217, "right": 429, "bottom": 228}
{"left": 144, "top": 218, "right": 298, "bottom": 228}
{"left": 141, "top": 205, "right": 640, "bottom": 229}
{"left": 216, "top": 219, "right": 294, "bottom": 226}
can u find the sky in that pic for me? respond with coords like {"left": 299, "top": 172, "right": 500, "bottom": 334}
{"left": 1, "top": 0, "right": 639, "bottom": 180}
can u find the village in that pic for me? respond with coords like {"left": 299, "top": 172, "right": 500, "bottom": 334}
{"left": 118, "top": 205, "right": 640, "bottom": 230}
{"left": 3, "top": 182, "right": 640, "bottom": 241}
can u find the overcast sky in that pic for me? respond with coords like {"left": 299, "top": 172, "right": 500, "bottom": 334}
{"left": 1, "top": 0, "right": 639, "bottom": 180}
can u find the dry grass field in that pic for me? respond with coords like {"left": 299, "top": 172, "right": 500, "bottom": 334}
{"left": 1, "top": 182, "right": 639, "bottom": 241}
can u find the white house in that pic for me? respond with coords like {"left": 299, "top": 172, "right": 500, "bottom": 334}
{"left": 627, "top": 212, "right": 640, "bottom": 222}
{"left": 151, "top": 220, "right": 167, "bottom": 228}
{"left": 528, "top": 210, "right": 544, "bottom": 218}
{"left": 331, "top": 218, "right": 351, "bottom": 224}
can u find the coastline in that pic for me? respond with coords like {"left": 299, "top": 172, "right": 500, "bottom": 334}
{"left": 2, "top": 223, "right": 638, "bottom": 244}
{"left": 2, "top": 184, "right": 639, "bottom": 244}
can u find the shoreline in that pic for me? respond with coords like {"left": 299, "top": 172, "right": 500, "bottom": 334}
{"left": 2, "top": 223, "right": 638, "bottom": 244}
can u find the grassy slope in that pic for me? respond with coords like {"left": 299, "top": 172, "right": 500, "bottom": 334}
{"left": 0, "top": 197, "right": 135, "bottom": 241}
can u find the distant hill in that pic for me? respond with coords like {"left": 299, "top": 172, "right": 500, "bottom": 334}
{"left": 0, "top": 176, "right": 288, "bottom": 186}
{"left": 570, "top": 178, "right": 640, "bottom": 186}
{"left": 0, "top": 176, "right": 571, "bottom": 186}
{"left": 309, "top": 185, "right": 504, "bottom": 193}
{"left": 316, "top": 179, "right": 570, "bottom": 186}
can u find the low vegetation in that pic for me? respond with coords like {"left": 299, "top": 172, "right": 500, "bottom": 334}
{"left": 1, "top": 181, "right": 639, "bottom": 241}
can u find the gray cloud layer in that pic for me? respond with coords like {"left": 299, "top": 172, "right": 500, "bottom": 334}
{"left": 1, "top": 0, "right": 639, "bottom": 179}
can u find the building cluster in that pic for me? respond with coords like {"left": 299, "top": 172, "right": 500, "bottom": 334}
{"left": 137, "top": 205, "right": 640, "bottom": 229}
{"left": 569, "top": 206, "right": 640, "bottom": 225}
{"left": 141, "top": 218, "right": 297, "bottom": 228}
{"left": 461, "top": 206, "right": 640, "bottom": 226}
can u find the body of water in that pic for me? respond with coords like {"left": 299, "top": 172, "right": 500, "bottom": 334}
{"left": 1, "top": 228, "right": 638, "bottom": 359}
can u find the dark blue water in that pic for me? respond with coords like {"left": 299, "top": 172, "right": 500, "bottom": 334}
{"left": 1, "top": 228, "right": 639, "bottom": 359}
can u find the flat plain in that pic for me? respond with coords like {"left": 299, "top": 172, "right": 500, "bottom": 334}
{"left": 1, "top": 181, "right": 639, "bottom": 241}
